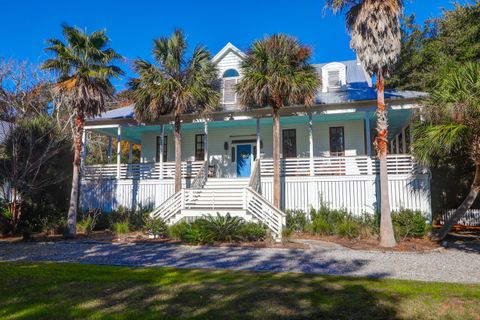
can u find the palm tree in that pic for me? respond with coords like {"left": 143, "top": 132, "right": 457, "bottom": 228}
{"left": 413, "top": 62, "right": 480, "bottom": 240}
{"left": 42, "top": 25, "right": 123, "bottom": 237}
{"left": 326, "top": 0, "right": 403, "bottom": 247}
{"left": 129, "top": 29, "right": 220, "bottom": 193}
{"left": 236, "top": 34, "right": 320, "bottom": 208}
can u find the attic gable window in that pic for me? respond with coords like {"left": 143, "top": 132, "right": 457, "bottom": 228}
{"left": 328, "top": 70, "right": 341, "bottom": 89}
{"left": 321, "top": 62, "right": 347, "bottom": 93}
{"left": 222, "top": 69, "right": 239, "bottom": 104}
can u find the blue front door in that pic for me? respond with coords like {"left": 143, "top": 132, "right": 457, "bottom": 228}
{"left": 236, "top": 144, "right": 252, "bottom": 177}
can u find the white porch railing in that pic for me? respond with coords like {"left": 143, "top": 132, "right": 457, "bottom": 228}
{"left": 261, "top": 155, "right": 425, "bottom": 177}
{"left": 244, "top": 188, "right": 285, "bottom": 238}
{"left": 83, "top": 161, "right": 204, "bottom": 180}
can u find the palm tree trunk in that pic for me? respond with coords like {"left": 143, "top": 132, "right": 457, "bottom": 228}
{"left": 437, "top": 163, "right": 480, "bottom": 240}
{"left": 174, "top": 114, "right": 182, "bottom": 193}
{"left": 376, "top": 73, "right": 396, "bottom": 247}
{"left": 273, "top": 106, "right": 280, "bottom": 208}
{"left": 66, "top": 115, "right": 85, "bottom": 237}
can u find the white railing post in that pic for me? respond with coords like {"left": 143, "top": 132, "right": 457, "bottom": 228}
{"left": 308, "top": 113, "right": 314, "bottom": 176}
{"left": 116, "top": 126, "right": 122, "bottom": 179}
{"left": 159, "top": 124, "right": 164, "bottom": 180}
{"left": 365, "top": 111, "right": 372, "bottom": 157}
{"left": 402, "top": 128, "right": 407, "bottom": 154}
{"left": 107, "top": 136, "right": 112, "bottom": 164}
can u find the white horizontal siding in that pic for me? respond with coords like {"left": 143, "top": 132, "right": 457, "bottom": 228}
{"left": 140, "top": 120, "right": 367, "bottom": 174}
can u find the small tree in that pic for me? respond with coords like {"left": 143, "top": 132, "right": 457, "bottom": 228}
{"left": 326, "top": 0, "right": 403, "bottom": 247}
{"left": 129, "top": 29, "right": 220, "bottom": 193}
{"left": 42, "top": 25, "right": 123, "bottom": 237}
{"left": 413, "top": 62, "right": 480, "bottom": 239}
{"left": 236, "top": 34, "right": 319, "bottom": 208}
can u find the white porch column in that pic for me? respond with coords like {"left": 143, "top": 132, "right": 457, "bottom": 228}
{"left": 204, "top": 120, "right": 209, "bottom": 163}
{"left": 116, "top": 126, "right": 122, "bottom": 179}
{"left": 395, "top": 135, "right": 400, "bottom": 154}
{"left": 365, "top": 111, "right": 372, "bottom": 157}
{"left": 128, "top": 143, "right": 133, "bottom": 164}
{"left": 81, "top": 129, "right": 87, "bottom": 166}
{"left": 402, "top": 128, "right": 407, "bottom": 154}
{"left": 107, "top": 136, "right": 112, "bottom": 164}
{"left": 308, "top": 113, "right": 314, "bottom": 176}
{"left": 159, "top": 124, "right": 164, "bottom": 180}
{"left": 365, "top": 112, "right": 374, "bottom": 175}
{"left": 256, "top": 117, "right": 261, "bottom": 160}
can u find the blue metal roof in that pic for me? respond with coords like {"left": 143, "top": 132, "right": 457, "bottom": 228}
{"left": 91, "top": 60, "right": 426, "bottom": 121}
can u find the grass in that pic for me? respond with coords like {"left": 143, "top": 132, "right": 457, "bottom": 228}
{"left": 0, "top": 262, "right": 479, "bottom": 319}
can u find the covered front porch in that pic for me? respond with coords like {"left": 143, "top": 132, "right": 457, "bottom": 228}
{"left": 82, "top": 107, "right": 418, "bottom": 181}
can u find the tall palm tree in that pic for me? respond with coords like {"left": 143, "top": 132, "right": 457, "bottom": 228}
{"left": 326, "top": 0, "right": 403, "bottom": 247}
{"left": 236, "top": 34, "right": 320, "bottom": 208}
{"left": 42, "top": 25, "right": 123, "bottom": 237}
{"left": 129, "top": 29, "right": 220, "bottom": 193}
{"left": 414, "top": 62, "right": 480, "bottom": 240}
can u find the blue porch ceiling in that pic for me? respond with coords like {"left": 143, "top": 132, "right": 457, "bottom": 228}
{"left": 92, "top": 109, "right": 413, "bottom": 144}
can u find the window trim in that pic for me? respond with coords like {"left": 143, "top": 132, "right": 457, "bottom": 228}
{"left": 195, "top": 134, "right": 205, "bottom": 161}
{"left": 282, "top": 129, "right": 297, "bottom": 158}
{"left": 329, "top": 126, "right": 345, "bottom": 156}
{"left": 222, "top": 68, "right": 239, "bottom": 105}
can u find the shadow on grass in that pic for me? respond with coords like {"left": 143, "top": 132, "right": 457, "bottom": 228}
{"left": 0, "top": 262, "right": 399, "bottom": 320}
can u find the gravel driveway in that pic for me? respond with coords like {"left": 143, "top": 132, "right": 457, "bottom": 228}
{"left": 0, "top": 240, "right": 479, "bottom": 284}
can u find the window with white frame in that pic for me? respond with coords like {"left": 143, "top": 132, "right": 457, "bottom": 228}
{"left": 222, "top": 69, "right": 239, "bottom": 104}
{"left": 328, "top": 70, "right": 341, "bottom": 88}
{"left": 321, "top": 62, "right": 346, "bottom": 92}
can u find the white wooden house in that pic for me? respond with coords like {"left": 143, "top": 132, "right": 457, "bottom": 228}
{"left": 80, "top": 43, "right": 431, "bottom": 238}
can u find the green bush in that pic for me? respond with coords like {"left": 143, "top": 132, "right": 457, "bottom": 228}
{"left": 239, "top": 222, "right": 267, "bottom": 242}
{"left": 143, "top": 216, "right": 168, "bottom": 239}
{"left": 169, "top": 214, "right": 267, "bottom": 244}
{"left": 310, "top": 216, "right": 333, "bottom": 235}
{"left": 113, "top": 220, "right": 130, "bottom": 235}
{"left": 108, "top": 205, "right": 152, "bottom": 232}
{"left": 201, "top": 213, "right": 244, "bottom": 243}
{"left": 285, "top": 209, "right": 308, "bottom": 232}
{"left": 168, "top": 220, "right": 205, "bottom": 244}
{"left": 392, "top": 209, "right": 428, "bottom": 240}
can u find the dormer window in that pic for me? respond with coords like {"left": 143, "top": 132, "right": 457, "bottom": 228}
{"left": 328, "top": 70, "right": 341, "bottom": 89}
{"left": 321, "top": 62, "right": 347, "bottom": 93}
{"left": 222, "top": 69, "right": 239, "bottom": 104}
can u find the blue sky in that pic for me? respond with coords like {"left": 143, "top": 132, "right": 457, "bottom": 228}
{"left": 0, "top": 0, "right": 466, "bottom": 90}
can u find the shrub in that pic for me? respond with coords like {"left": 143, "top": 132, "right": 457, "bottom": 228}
{"left": 201, "top": 213, "right": 244, "bottom": 243}
{"left": 113, "top": 220, "right": 130, "bottom": 235}
{"left": 335, "top": 220, "right": 361, "bottom": 239}
{"left": 239, "top": 222, "right": 267, "bottom": 242}
{"left": 168, "top": 220, "right": 205, "bottom": 244}
{"left": 392, "top": 209, "right": 428, "bottom": 240}
{"left": 310, "top": 216, "right": 333, "bottom": 235}
{"left": 108, "top": 205, "right": 151, "bottom": 232}
{"left": 143, "top": 216, "right": 168, "bottom": 239}
{"left": 169, "top": 215, "right": 267, "bottom": 244}
{"left": 76, "top": 209, "right": 101, "bottom": 236}
{"left": 285, "top": 209, "right": 308, "bottom": 232}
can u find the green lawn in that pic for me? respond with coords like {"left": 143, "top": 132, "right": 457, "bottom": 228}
{"left": 0, "top": 262, "right": 479, "bottom": 319}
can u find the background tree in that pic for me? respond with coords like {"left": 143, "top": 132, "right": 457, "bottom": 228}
{"left": 42, "top": 25, "right": 123, "bottom": 237}
{"left": 387, "top": 1, "right": 480, "bottom": 217}
{"left": 0, "top": 59, "right": 70, "bottom": 235}
{"left": 236, "top": 34, "right": 319, "bottom": 208}
{"left": 129, "top": 29, "right": 220, "bottom": 193}
{"left": 413, "top": 62, "right": 480, "bottom": 239}
{"left": 326, "top": 0, "right": 403, "bottom": 247}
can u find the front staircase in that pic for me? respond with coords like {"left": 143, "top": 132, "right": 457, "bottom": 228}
{"left": 150, "top": 160, "right": 285, "bottom": 239}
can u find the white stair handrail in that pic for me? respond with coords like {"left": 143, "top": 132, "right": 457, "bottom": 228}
{"left": 151, "top": 190, "right": 184, "bottom": 222}
{"left": 245, "top": 187, "right": 285, "bottom": 239}
{"left": 191, "top": 160, "right": 209, "bottom": 189}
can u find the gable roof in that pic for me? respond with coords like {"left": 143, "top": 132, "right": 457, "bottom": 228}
{"left": 211, "top": 42, "right": 246, "bottom": 64}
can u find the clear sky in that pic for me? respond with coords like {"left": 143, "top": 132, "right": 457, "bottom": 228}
{"left": 0, "top": 0, "right": 466, "bottom": 90}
